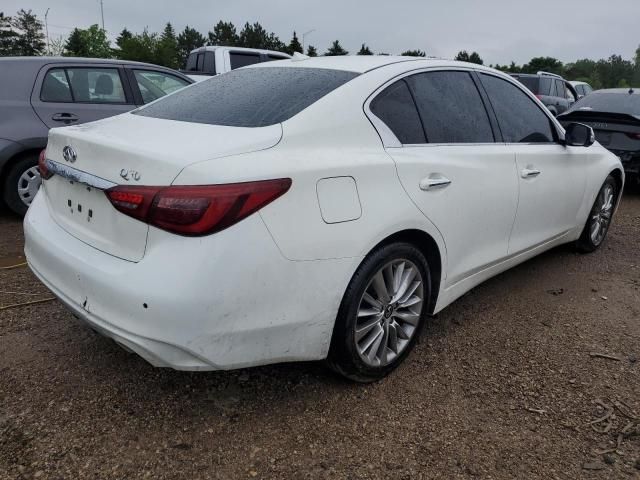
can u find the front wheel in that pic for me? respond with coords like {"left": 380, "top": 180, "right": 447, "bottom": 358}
{"left": 327, "top": 243, "right": 431, "bottom": 382}
{"left": 576, "top": 175, "right": 617, "bottom": 253}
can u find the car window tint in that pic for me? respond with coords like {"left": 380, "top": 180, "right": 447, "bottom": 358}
{"left": 230, "top": 52, "right": 261, "bottom": 70}
{"left": 539, "top": 77, "right": 551, "bottom": 96}
{"left": 134, "top": 70, "right": 190, "bottom": 104}
{"left": 514, "top": 75, "right": 539, "bottom": 94}
{"left": 41, "top": 68, "right": 72, "bottom": 102}
{"left": 370, "top": 80, "right": 426, "bottom": 144}
{"left": 480, "top": 73, "right": 555, "bottom": 143}
{"left": 204, "top": 52, "right": 216, "bottom": 74}
{"left": 405, "top": 71, "right": 494, "bottom": 143}
{"left": 555, "top": 80, "right": 565, "bottom": 98}
{"left": 66, "top": 68, "right": 126, "bottom": 103}
{"left": 186, "top": 53, "right": 198, "bottom": 71}
{"left": 135, "top": 67, "right": 359, "bottom": 127}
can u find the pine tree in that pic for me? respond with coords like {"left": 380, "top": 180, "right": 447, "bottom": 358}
{"left": 401, "top": 49, "right": 425, "bottom": 57}
{"left": 64, "top": 28, "right": 86, "bottom": 56}
{"left": 306, "top": 45, "right": 317, "bottom": 57}
{"left": 468, "top": 51, "right": 483, "bottom": 65}
{"left": 208, "top": 21, "right": 238, "bottom": 46}
{"left": 156, "top": 22, "right": 179, "bottom": 68}
{"left": 325, "top": 40, "right": 348, "bottom": 56}
{"left": 357, "top": 44, "right": 373, "bottom": 55}
{"left": 64, "top": 25, "right": 110, "bottom": 58}
{"left": 0, "top": 12, "right": 18, "bottom": 55}
{"left": 238, "top": 22, "right": 268, "bottom": 49}
{"left": 286, "top": 31, "right": 303, "bottom": 55}
{"left": 176, "top": 26, "right": 205, "bottom": 66}
{"left": 455, "top": 50, "right": 470, "bottom": 62}
{"left": 12, "top": 9, "right": 45, "bottom": 56}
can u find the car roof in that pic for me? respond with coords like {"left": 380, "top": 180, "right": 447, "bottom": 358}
{"left": 190, "top": 46, "right": 291, "bottom": 57}
{"left": 0, "top": 56, "right": 177, "bottom": 69}
{"left": 569, "top": 81, "right": 590, "bottom": 86}
{"left": 247, "top": 55, "right": 494, "bottom": 74}
{"left": 594, "top": 88, "right": 638, "bottom": 94}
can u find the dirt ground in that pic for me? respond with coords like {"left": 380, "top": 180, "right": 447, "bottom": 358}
{"left": 1, "top": 191, "right": 639, "bottom": 480}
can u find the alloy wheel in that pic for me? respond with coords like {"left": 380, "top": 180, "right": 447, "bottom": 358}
{"left": 590, "top": 183, "right": 614, "bottom": 246}
{"left": 17, "top": 166, "right": 42, "bottom": 207}
{"left": 355, "top": 259, "right": 424, "bottom": 367}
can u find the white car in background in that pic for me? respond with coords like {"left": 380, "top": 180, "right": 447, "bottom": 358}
{"left": 24, "top": 56, "right": 623, "bottom": 382}
{"left": 182, "top": 45, "right": 290, "bottom": 81}
{"left": 569, "top": 80, "right": 594, "bottom": 99}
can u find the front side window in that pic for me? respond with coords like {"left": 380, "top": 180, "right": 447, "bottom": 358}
{"left": 135, "top": 67, "right": 359, "bottom": 127}
{"left": 370, "top": 80, "right": 425, "bottom": 144}
{"left": 479, "top": 73, "right": 555, "bottom": 143}
{"left": 405, "top": 71, "right": 494, "bottom": 143}
{"left": 230, "top": 52, "right": 261, "bottom": 70}
{"left": 134, "top": 70, "right": 190, "bottom": 104}
{"left": 41, "top": 68, "right": 72, "bottom": 102}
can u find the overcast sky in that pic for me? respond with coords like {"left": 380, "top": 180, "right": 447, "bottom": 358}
{"left": 3, "top": 0, "right": 638, "bottom": 65}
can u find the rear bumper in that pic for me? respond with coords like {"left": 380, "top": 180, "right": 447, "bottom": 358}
{"left": 24, "top": 191, "right": 357, "bottom": 371}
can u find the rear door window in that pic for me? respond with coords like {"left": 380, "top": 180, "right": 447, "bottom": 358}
{"left": 133, "top": 70, "right": 190, "bottom": 104}
{"left": 479, "top": 73, "right": 556, "bottom": 143}
{"left": 539, "top": 77, "right": 552, "bottom": 96}
{"left": 405, "top": 71, "right": 494, "bottom": 143}
{"left": 230, "top": 52, "right": 261, "bottom": 70}
{"left": 370, "top": 80, "right": 426, "bottom": 144}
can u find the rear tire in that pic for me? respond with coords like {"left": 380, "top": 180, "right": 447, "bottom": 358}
{"left": 327, "top": 242, "right": 431, "bottom": 383}
{"left": 2, "top": 154, "right": 41, "bottom": 216}
{"left": 576, "top": 175, "right": 617, "bottom": 253}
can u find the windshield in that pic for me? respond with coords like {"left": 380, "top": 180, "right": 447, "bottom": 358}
{"left": 135, "top": 67, "right": 360, "bottom": 127}
{"left": 569, "top": 91, "right": 640, "bottom": 117}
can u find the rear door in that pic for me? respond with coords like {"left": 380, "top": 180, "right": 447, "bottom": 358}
{"left": 31, "top": 63, "right": 135, "bottom": 129}
{"left": 369, "top": 69, "right": 519, "bottom": 286}
{"left": 478, "top": 73, "right": 587, "bottom": 254}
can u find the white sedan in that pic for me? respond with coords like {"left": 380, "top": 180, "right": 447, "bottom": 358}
{"left": 24, "top": 56, "right": 623, "bottom": 382}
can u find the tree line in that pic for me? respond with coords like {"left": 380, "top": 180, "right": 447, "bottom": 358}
{"left": 1, "top": 9, "right": 638, "bottom": 88}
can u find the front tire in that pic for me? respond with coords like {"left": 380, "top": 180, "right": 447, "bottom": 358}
{"left": 2, "top": 154, "right": 41, "bottom": 216}
{"left": 327, "top": 242, "right": 431, "bottom": 382}
{"left": 576, "top": 175, "right": 617, "bottom": 253}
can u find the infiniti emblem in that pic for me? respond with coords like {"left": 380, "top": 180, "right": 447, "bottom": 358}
{"left": 62, "top": 145, "right": 77, "bottom": 163}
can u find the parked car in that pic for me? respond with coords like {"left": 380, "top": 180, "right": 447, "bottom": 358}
{"left": 511, "top": 71, "right": 578, "bottom": 116}
{"left": 0, "top": 57, "right": 193, "bottom": 215}
{"left": 558, "top": 88, "right": 640, "bottom": 188}
{"left": 569, "top": 80, "right": 594, "bottom": 99}
{"left": 25, "top": 56, "right": 623, "bottom": 382}
{"left": 182, "top": 46, "right": 291, "bottom": 81}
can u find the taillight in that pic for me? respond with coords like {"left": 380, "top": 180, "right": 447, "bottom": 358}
{"left": 535, "top": 94, "right": 544, "bottom": 100}
{"left": 626, "top": 132, "right": 640, "bottom": 140}
{"left": 38, "top": 149, "right": 53, "bottom": 179}
{"left": 105, "top": 179, "right": 291, "bottom": 236}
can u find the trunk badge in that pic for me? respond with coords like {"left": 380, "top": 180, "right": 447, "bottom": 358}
{"left": 120, "top": 169, "right": 141, "bottom": 182}
{"left": 62, "top": 146, "right": 77, "bottom": 163}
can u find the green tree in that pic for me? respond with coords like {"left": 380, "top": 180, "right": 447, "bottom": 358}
{"left": 64, "top": 25, "right": 110, "bottom": 58}
{"left": 634, "top": 45, "right": 640, "bottom": 86}
{"left": 357, "top": 43, "right": 373, "bottom": 55}
{"left": 456, "top": 50, "right": 482, "bottom": 64}
{"left": 325, "top": 40, "right": 348, "bottom": 56}
{"left": 468, "top": 51, "right": 483, "bottom": 65}
{"left": 208, "top": 21, "right": 238, "bottom": 46}
{"left": 286, "top": 31, "right": 303, "bottom": 55}
{"left": 595, "top": 55, "right": 635, "bottom": 88}
{"left": 12, "top": 9, "right": 45, "bottom": 56}
{"left": 401, "top": 49, "right": 425, "bottom": 57}
{"left": 306, "top": 45, "right": 317, "bottom": 57}
{"left": 522, "top": 56, "right": 563, "bottom": 75}
{"left": 564, "top": 58, "right": 596, "bottom": 80}
{"left": 155, "top": 22, "right": 179, "bottom": 68}
{"left": 176, "top": 26, "right": 205, "bottom": 66}
{"left": 455, "top": 50, "right": 470, "bottom": 62}
{"left": 0, "top": 12, "right": 18, "bottom": 55}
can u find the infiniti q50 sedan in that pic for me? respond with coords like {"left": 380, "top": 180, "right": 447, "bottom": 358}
{"left": 24, "top": 56, "right": 623, "bottom": 382}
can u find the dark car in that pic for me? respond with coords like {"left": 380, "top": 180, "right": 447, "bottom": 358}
{"left": 511, "top": 71, "right": 578, "bottom": 116}
{"left": 0, "top": 57, "right": 193, "bottom": 215}
{"left": 558, "top": 88, "right": 640, "bottom": 187}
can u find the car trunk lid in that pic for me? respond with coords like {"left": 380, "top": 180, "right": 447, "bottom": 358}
{"left": 42, "top": 113, "right": 282, "bottom": 262}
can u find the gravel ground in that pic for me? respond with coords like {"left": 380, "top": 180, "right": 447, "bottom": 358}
{"left": 1, "top": 192, "right": 639, "bottom": 480}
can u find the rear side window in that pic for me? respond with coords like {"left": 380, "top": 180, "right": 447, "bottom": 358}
{"left": 135, "top": 67, "right": 359, "bottom": 127}
{"left": 480, "top": 74, "right": 555, "bottom": 143}
{"left": 539, "top": 77, "right": 552, "bottom": 96}
{"left": 405, "top": 71, "right": 494, "bottom": 143}
{"left": 230, "top": 52, "right": 261, "bottom": 70}
{"left": 514, "top": 76, "right": 539, "bottom": 94}
{"left": 554, "top": 80, "right": 565, "bottom": 98}
{"left": 133, "top": 70, "right": 190, "bottom": 104}
{"left": 370, "top": 80, "right": 425, "bottom": 144}
{"left": 41, "top": 69, "right": 72, "bottom": 102}
{"left": 41, "top": 67, "right": 127, "bottom": 104}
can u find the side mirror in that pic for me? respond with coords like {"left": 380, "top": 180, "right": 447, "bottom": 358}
{"left": 565, "top": 122, "right": 595, "bottom": 147}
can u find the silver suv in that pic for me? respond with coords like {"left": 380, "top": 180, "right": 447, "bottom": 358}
{"left": 0, "top": 57, "right": 192, "bottom": 215}
{"left": 511, "top": 71, "right": 578, "bottom": 116}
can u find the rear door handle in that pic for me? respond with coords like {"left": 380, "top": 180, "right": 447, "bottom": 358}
{"left": 51, "top": 113, "right": 79, "bottom": 122}
{"left": 419, "top": 174, "right": 451, "bottom": 191}
{"left": 521, "top": 168, "right": 541, "bottom": 178}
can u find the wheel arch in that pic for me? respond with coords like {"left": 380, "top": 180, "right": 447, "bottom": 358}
{"left": 0, "top": 147, "right": 42, "bottom": 184}
{"left": 366, "top": 229, "right": 443, "bottom": 314}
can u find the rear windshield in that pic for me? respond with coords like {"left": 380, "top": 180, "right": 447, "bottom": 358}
{"left": 135, "top": 67, "right": 359, "bottom": 127}
{"left": 512, "top": 75, "right": 539, "bottom": 94}
{"left": 570, "top": 92, "right": 640, "bottom": 116}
